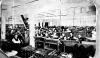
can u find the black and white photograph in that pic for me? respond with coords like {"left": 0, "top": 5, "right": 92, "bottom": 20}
{"left": 0, "top": 0, "right": 100, "bottom": 58}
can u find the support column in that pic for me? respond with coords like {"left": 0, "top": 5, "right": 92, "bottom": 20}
{"left": 29, "top": 16, "right": 35, "bottom": 47}
{"left": 1, "top": 4, "right": 6, "bottom": 40}
{"left": 94, "top": 5, "right": 100, "bottom": 58}
{"left": 86, "top": 0, "right": 100, "bottom": 58}
{"left": 40, "top": 21, "right": 42, "bottom": 28}
{"left": 1, "top": 14, "right": 6, "bottom": 39}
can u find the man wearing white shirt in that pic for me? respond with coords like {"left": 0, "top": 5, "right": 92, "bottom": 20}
{"left": 12, "top": 34, "right": 21, "bottom": 44}
{"left": 91, "top": 30, "right": 96, "bottom": 40}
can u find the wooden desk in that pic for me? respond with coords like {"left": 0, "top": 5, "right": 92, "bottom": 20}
{"left": 34, "top": 36, "right": 96, "bottom": 53}
{"left": 82, "top": 41, "right": 96, "bottom": 48}
{"left": 45, "top": 38, "right": 60, "bottom": 51}
{"left": 35, "top": 37, "right": 60, "bottom": 50}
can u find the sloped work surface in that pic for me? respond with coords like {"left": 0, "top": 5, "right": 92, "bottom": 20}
{"left": 0, "top": 49, "right": 9, "bottom": 58}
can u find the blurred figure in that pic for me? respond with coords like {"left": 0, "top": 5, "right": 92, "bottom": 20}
{"left": 78, "top": 34, "right": 82, "bottom": 43}
{"left": 51, "top": 32, "right": 58, "bottom": 38}
{"left": 66, "top": 28, "right": 71, "bottom": 33}
{"left": 91, "top": 29, "right": 96, "bottom": 40}
{"left": 12, "top": 34, "right": 21, "bottom": 44}
{"left": 24, "top": 30, "right": 29, "bottom": 46}
{"left": 60, "top": 33, "right": 67, "bottom": 40}
{"left": 45, "top": 32, "right": 49, "bottom": 38}
{"left": 68, "top": 32, "right": 74, "bottom": 40}
{"left": 6, "top": 29, "right": 14, "bottom": 42}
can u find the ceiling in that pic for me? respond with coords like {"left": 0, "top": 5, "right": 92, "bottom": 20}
{"left": 2, "top": 0, "right": 92, "bottom": 8}
{"left": 0, "top": 0, "right": 96, "bottom": 25}
{"left": 2, "top": 0, "right": 38, "bottom": 8}
{"left": 1, "top": 0, "right": 95, "bottom": 17}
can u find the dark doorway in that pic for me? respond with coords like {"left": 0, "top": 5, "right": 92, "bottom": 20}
{"left": 42, "top": 22, "right": 43, "bottom": 27}
{"left": 45, "top": 22, "right": 48, "bottom": 27}
{"left": 38, "top": 22, "right": 40, "bottom": 27}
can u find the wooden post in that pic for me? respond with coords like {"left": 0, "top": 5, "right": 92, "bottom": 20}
{"left": 29, "top": 15, "right": 35, "bottom": 47}
{"left": 94, "top": 3, "right": 100, "bottom": 58}
{"left": 1, "top": 4, "right": 6, "bottom": 40}
{"left": 85, "top": 0, "right": 100, "bottom": 58}
{"left": 88, "top": 0, "right": 100, "bottom": 58}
